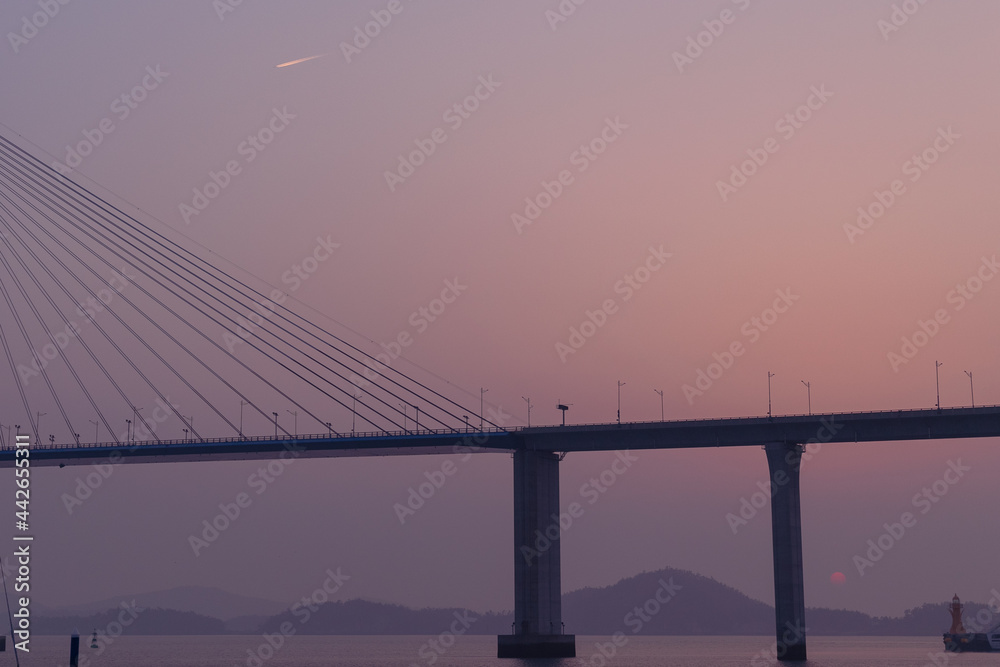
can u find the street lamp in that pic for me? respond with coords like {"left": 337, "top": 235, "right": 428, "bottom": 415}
{"left": 654, "top": 389, "right": 664, "bottom": 421}
{"left": 480, "top": 387, "right": 488, "bottom": 429}
{"left": 521, "top": 396, "right": 532, "bottom": 427}
{"left": 964, "top": 370, "right": 974, "bottom": 408}
{"left": 801, "top": 380, "right": 811, "bottom": 415}
{"left": 935, "top": 361, "right": 943, "bottom": 410}
{"left": 126, "top": 419, "right": 131, "bottom": 443}
{"left": 36, "top": 411, "right": 46, "bottom": 441}
{"left": 398, "top": 403, "right": 407, "bottom": 431}
{"left": 463, "top": 415, "right": 470, "bottom": 431}
{"left": 617, "top": 381, "right": 626, "bottom": 424}
{"left": 272, "top": 412, "right": 278, "bottom": 437}
{"left": 767, "top": 372, "right": 775, "bottom": 418}
{"left": 240, "top": 401, "right": 248, "bottom": 438}
{"left": 286, "top": 410, "right": 298, "bottom": 437}
{"left": 89, "top": 419, "right": 99, "bottom": 444}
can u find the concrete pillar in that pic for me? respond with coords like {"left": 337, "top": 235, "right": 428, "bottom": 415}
{"left": 764, "top": 442, "right": 807, "bottom": 661}
{"left": 498, "top": 450, "right": 575, "bottom": 658}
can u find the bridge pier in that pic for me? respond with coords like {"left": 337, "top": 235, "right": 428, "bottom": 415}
{"left": 764, "top": 442, "right": 807, "bottom": 661}
{"left": 497, "top": 450, "right": 576, "bottom": 658}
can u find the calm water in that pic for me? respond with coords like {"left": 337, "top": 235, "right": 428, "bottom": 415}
{"left": 10, "top": 635, "right": 990, "bottom": 667}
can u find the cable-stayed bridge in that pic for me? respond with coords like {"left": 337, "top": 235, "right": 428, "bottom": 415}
{"left": 1, "top": 130, "right": 998, "bottom": 659}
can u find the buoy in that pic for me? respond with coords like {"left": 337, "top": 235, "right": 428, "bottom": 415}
{"left": 90, "top": 630, "right": 98, "bottom": 649}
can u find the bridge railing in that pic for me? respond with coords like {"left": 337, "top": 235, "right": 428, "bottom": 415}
{"left": 3, "top": 426, "right": 518, "bottom": 452}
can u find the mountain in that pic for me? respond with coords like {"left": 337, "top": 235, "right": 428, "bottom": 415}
{"left": 37, "top": 608, "right": 226, "bottom": 636}
{"left": 35, "top": 569, "right": 989, "bottom": 636}
{"left": 41, "top": 585, "right": 288, "bottom": 622}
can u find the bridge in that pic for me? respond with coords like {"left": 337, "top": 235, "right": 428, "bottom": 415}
{"left": 1, "top": 129, "right": 998, "bottom": 659}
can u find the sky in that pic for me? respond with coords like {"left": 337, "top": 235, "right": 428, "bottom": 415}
{"left": 1, "top": 0, "right": 999, "bottom": 623}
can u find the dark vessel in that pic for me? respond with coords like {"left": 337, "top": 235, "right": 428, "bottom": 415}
{"left": 943, "top": 595, "right": 1000, "bottom": 652}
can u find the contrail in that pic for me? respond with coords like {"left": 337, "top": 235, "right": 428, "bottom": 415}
{"left": 276, "top": 53, "right": 330, "bottom": 68}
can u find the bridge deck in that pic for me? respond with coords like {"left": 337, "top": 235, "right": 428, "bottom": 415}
{"left": 2, "top": 406, "right": 999, "bottom": 468}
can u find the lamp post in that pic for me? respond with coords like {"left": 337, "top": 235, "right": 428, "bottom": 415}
{"left": 36, "top": 411, "right": 46, "bottom": 441}
{"left": 126, "top": 419, "right": 131, "bottom": 443}
{"left": 398, "top": 403, "right": 407, "bottom": 431}
{"left": 801, "top": 380, "right": 811, "bottom": 415}
{"left": 767, "top": 372, "right": 775, "bottom": 418}
{"left": 183, "top": 428, "right": 188, "bottom": 442}
{"left": 654, "top": 389, "right": 664, "bottom": 421}
{"left": 521, "top": 396, "right": 532, "bottom": 427}
{"left": 286, "top": 410, "right": 298, "bottom": 437}
{"left": 326, "top": 422, "right": 332, "bottom": 437}
{"left": 272, "top": 412, "right": 278, "bottom": 438}
{"left": 480, "top": 387, "right": 488, "bottom": 430}
{"left": 617, "top": 381, "right": 626, "bottom": 424}
{"left": 240, "top": 401, "right": 248, "bottom": 438}
{"left": 463, "top": 415, "right": 470, "bottom": 431}
{"left": 89, "top": 419, "right": 99, "bottom": 444}
{"left": 935, "top": 361, "right": 943, "bottom": 410}
{"left": 964, "top": 370, "right": 974, "bottom": 408}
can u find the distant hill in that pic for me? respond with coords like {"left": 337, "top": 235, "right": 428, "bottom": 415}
{"left": 41, "top": 585, "right": 287, "bottom": 622}
{"left": 36, "top": 570, "right": 993, "bottom": 637}
{"left": 37, "top": 608, "right": 226, "bottom": 636}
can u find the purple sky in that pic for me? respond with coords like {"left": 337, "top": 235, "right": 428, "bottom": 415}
{"left": 2, "top": 1, "right": 1000, "bottom": 619}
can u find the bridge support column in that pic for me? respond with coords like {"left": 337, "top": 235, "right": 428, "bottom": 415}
{"left": 497, "top": 450, "right": 575, "bottom": 658}
{"left": 765, "top": 442, "right": 807, "bottom": 661}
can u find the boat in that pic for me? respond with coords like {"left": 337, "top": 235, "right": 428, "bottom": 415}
{"left": 943, "top": 595, "right": 1000, "bottom": 652}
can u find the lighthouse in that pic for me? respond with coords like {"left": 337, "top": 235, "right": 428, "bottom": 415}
{"left": 949, "top": 594, "right": 966, "bottom": 635}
